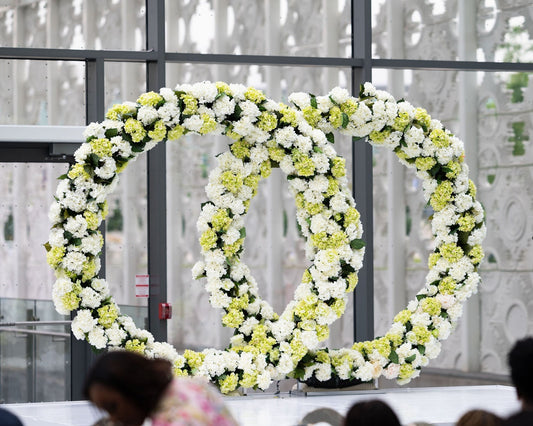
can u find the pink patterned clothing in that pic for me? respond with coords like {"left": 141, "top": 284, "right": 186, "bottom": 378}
{"left": 150, "top": 378, "right": 238, "bottom": 426}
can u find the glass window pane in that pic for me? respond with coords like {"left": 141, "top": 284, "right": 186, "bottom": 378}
{"left": 0, "top": 163, "right": 71, "bottom": 403}
{"left": 0, "top": 60, "right": 85, "bottom": 126}
{"left": 165, "top": 0, "right": 351, "bottom": 58}
{"left": 372, "top": 0, "right": 533, "bottom": 63}
{"left": 0, "top": 0, "right": 145, "bottom": 50}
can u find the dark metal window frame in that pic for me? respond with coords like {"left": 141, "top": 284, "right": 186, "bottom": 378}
{"left": 2, "top": 0, "right": 533, "bottom": 400}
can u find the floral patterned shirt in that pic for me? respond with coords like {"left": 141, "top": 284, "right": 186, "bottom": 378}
{"left": 150, "top": 378, "right": 239, "bottom": 426}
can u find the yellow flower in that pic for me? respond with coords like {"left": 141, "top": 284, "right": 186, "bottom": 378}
{"left": 346, "top": 273, "right": 359, "bottom": 292}
{"left": 240, "top": 371, "right": 258, "bottom": 388}
{"left": 279, "top": 105, "right": 298, "bottom": 127}
{"left": 439, "top": 242, "right": 464, "bottom": 263}
{"left": 258, "top": 112, "right": 278, "bottom": 132}
{"left": 244, "top": 87, "right": 266, "bottom": 103}
{"left": 124, "top": 118, "right": 146, "bottom": 143}
{"left": 199, "top": 114, "right": 218, "bottom": 134}
{"left": 428, "top": 252, "right": 440, "bottom": 268}
{"left": 393, "top": 112, "right": 410, "bottom": 132}
{"left": 438, "top": 277, "right": 456, "bottom": 295}
{"left": 182, "top": 95, "right": 198, "bottom": 115}
{"left": 230, "top": 140, "right": 251, "bottom": 160}
{"left": 429, "top": 128, "right": 450, "bottom": 148}
{"left": 329, "top": 106, "right": 343, "bottom": 128}
{"left": 106, "top": 103, "right": 135, "bottom": 120}
{"left": 200, "top": 229, "right": 218, "bottom": 251}
{"left": 415, "top": 108, "right": 431, "bottom": 129}
{"left": 47, "top": 246, "right": 65, "bottom": 268}
{"left": 445, "top": 161, "right": 462, "bottom": 179}
{"left": 260, "top": 160, "right": 272, "bottom": 178}
{"left": 219, "top": 373, "right": 239, "bottom": 394}
{"left": 82, "top": 259, "right": 98, "bottom": 281}
{"left": 60, "top": 292, "right": 80, "bottom": 310}
{"left": 340, "top": 99, "right": 358, "bottom": 116}
{"left": 268, "top": 146, "right": 286, "bottom": 163}
{"left": 222, "top": 309, "right": 245, "bottom": 328}
{"left": 90, "top": 138, "right": 113, "bottom": 158}
{"left": 430, "top": 181, "right": 453, "bottom": 212}
{"left": 137, "top": 91, "right": 164, "bottom": 107}
{"left": 125, "top": 338, "right": 146, "bottom": 353}
{"left": 167, "top": 125, "right": 185, "bottom": 141}
{"left": 369, "top": 129, "right": 391, "bottom": 144}
{"left": 415, "top": 157, "right": 436, "bottom": 172}
{"left": 68, "top": 163, "right": 91, "bottom": 180}
{"left": 421, "top": 298, "right": 441, "bottom": 316}
{"left": 220, "top": 171, "right": 243, "bottom": 193}
{"left": 316, "top": 324, "right": 329, "bottom": 341}
{"left": 211, "top": 209, "right": 232, "bottom": 232}
{"left": 215, "top": 82, "right": 231, "bottom": 94}
{"left": 468, "top": 244, "right": 484, "bottom": 265}
{"left": 98, "top": 304, "right": 119, "bottom": 328}
{"left": 393, "top": 309, "right": 411, "bottom": 325}
{"left": 412, "top": 325, "right": 431, "bottom": 344}
{"left": 302, "top": 106, "right": 322, "bottom": 127}
{"left": 183, "top": 350, "right": 205, "bottom": 369}
{"left": 399, "top": 363, "right": 415, "bottom": 379}
{"left": 148, "top": 120, "right": 167, "bottom": 142}
{"left": 331, "top": 157, "right": 346, "bottom": 178}
{"left": 294, "top": 156, "right": 315, "bottom": 177}
{"left": 458, "top": 213, "right": 475, "bottom": 232}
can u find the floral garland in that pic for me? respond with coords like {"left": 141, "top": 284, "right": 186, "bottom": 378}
{"left": 46, "top": 81, "right": 485, "bottom": 394}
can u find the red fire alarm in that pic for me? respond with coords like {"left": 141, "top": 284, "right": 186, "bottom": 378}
{"left": 158, "top": 302, "right": 172, "bottom": 320}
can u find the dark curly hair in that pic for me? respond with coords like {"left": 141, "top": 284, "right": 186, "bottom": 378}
{"left": 83, "top": 351, "right": 173, "bottom": 418}
{"left": 344, "top": 399, "right": 401, "bottom": 426}
{"left": 508, "top": 337, "right": 533, "bottom": 405}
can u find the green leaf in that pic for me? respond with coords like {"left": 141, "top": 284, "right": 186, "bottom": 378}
{"left": 405, "top": 354, "right": 417, "bottom": 363}
{"left": 329, "top": 95, "right": 339, "bottom": 106}
{"left": 313, "top": 146, "right": 323, "bottom": 153}
{"left": 131, "top": 144, "right": 144, "bottom": 153}
{"left": 73, "top": 238, "right": 82, "bottom": 246}
{"left": 341, "top": 112, "right": 349, "bottom": 129}
{"left": 43, "top": 242, "right": 51, "bottom": 252}
{"left": 350, "top": 239, "right": 366, "bottom": 250}
{"left": 292, "top": 367, "right": 305, "bottom": 380}
{"left": 239, "top": 228, "right": 246, "bottom": 238}
{"left": 105, "top": 128, "right": 118, "bottom": 138}
{"left": 418, "top": 345, "right": 426, "bottom": 356}
{"left": 416, "top": 294, "right": 427, "bottom": 301}
{"left": 310, "top": 94, "right": 318, "bottom": 109}
{"left": 88, "top": 153, "right": 100, "bottom": 168}
{"left": 389, "top": 350, "right": 399, "bottom": 364}
{"left": 64, "top": 231, "right": 73, "bottom": 240}
{"left": 57, "top": 174, "right": 68, "bottom": 180}
{"left": 326, "top": 132, "right": 335, "bottom": 144}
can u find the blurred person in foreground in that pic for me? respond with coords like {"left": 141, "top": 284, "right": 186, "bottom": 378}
{"left": 84, "top": 350, "right": 238, "bottom": 426}
{"left": 344, "top": 399, "right": 401, "bottom": 426}
{"left": 508, "top": 337, "right": 533, "bottom": 412}
{"left": 455, "top": 409, "right": 502, "bottom": 426}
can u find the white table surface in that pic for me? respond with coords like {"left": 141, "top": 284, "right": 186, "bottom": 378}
{"left": 2, "top": 385, "right": 521, "bottom": 426}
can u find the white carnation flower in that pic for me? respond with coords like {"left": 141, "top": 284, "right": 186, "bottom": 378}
{"left": 80, "top": 287, "right": 102, "bottom": 308}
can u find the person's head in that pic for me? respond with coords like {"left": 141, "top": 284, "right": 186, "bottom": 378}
{"left": 504, "top": 410, "right": 533, "bottom": 425}
{"left": 508, "top": 337, "right": 533, "bottom": 409}
{"left": 456, "top": 409, "right": 503, "bottom": 426}
{"left": 344, "top": 399, "right": 401, "bottom": 426}
{"left": 83, "top": 350, "right": 173, "bottom": 426}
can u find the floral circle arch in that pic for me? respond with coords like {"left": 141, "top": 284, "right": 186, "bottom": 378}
{"left": 46, "top": 81, "right": 485, "bottom": 394}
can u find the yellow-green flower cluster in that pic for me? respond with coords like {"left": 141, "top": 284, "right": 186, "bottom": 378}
{"left": 84, "top": 211, "right": 100, "bottom": 230}
{"left": 412, "top": 325, "right": 431, "bottom": 344}
{"left": 415, "top": 108, "right": 431, "bottom": 129}
{"left": 468, "top": 244, "right": 484, "bottom": 265}
{"left": 268, "top": 146, "right": 286, "bottom": 163}
{"left": 458, "top": 213, "right": 475, "bottom": 232}
{"left": 199, "top": 114, "right": 218, "bottom": 135}
{"left": 82, "top": 259, "right": 98, "bottom": 281}
{"left": 220, "top": 171, "right": 243, "bottom": 194}
{"left": 429, "top": 129, "right": 450, "bottom": 148}
{"left": 415, "top": 157, "right": 436, "bottom": 171}
{"left": 250, "top": 324, "right": 276, "bottom": 353}
{"left": 230, "top": 140, "right": 251, "bottom": 160}
{"left": 279, "top": 104, "right": 298, "bottom": 127}
{"left": 439, "top": 242, "right": 464, "bottom": 263}
{"left": 393, "top": 111, "right": 411, "bottom": 131}
{"left": 106, "top": 103, "right": 135, "bottom": 120}
{"left": 445, "top": 161, "right": 462, "bottom": 179}
{"left": 399, "top": 363, "right": 415, "bottom": 379}
{"left": 329, "top": 106, "right": 343, "bottom": 128}
{"left": 346, "top": 272, "right": 359, "bottom": 292}
{"left": 90, "top": 138, "right": 113, "bottom": 158}
{"left": 310, "top": 231, "right": 347, "bottom": 250}
{"left": 222, "top": 309, "right": 245, "bottom": 328}
{"left": 98, "top": 304, "right": 119, "bottom": 328}
{"left": 341, "top": 99, "right": 358, "bottom": 116}
{"left": 257, "top": 112, "right": 278, "bottom": 132}
{"left": 68, "top": 164, "right": 91, "bottom": 180}
{"left": 167, "top": 125, "right": 185, "bottom": 141}
{"left": 61, "top": 292, "right": 80, "bottom": 310}
{"left": 183, "top": 349, "right": 205, "bottom": 370}
{"left": 219, "top": 373, "right": 239, "bottom": 394}
{"left": 137, "top": 91, "right": 164, "bottom": 107}
{"left": 211, "top": 209, "right": 232, "bottom": 232}
{"left": 148, "top": 120, "right": 167, "bottom": 142}
{"left": 369, "top": 129, "right": 391, "bottom": 144}
{"left": 394, "top": 309, "right": 411, "bottom": 325}
{"left": 47, "top": 246, "right": 65, "bottom": 267}
{"left": 430, "top": 181, "right": 453, "bottom": 212}
{"left": 124, "top": 118, "right": 146, "bottom": 143}
{"left": 438, "top": 277, "right": 456, "bottom": 295}
{"left": 331, "top": 157, "right": 346, "bottom": 178}
{"left": 182, "top": 95, "right": 198, "bottom": 115}
{"left": 421, "top": 298, "right": 441, "bottom": 316}
{"left": 244, "top": 87, "right": 266, "bottom": 104}
{"left": 125, "top": 338, "right": 146, "bottom": 353}
{"left": 302, "top": 106, "right": 322, "bottom": 127}
{"left": 200, "top": 229, "right": 218, "bottom": 251}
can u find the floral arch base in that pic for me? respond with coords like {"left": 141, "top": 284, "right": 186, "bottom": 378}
{"left": 46, "top": 81, "right": 485, "bottom": 394}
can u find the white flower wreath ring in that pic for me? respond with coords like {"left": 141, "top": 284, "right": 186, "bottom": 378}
{"left": 46, "top": 81, "right": 485, "bottom": 393}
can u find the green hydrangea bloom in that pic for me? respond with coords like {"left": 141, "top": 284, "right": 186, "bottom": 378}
{"left": 98, "top": 304, "right": 119, "bottom": 328}
{"left": 90, "top": 138, "right": 113, "bottom": 158}
{"left": 421, "top": 298, "right": 442, "bottom": 316}
{"left": 148, "top": 120, "right": 167, "bottom": 142}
